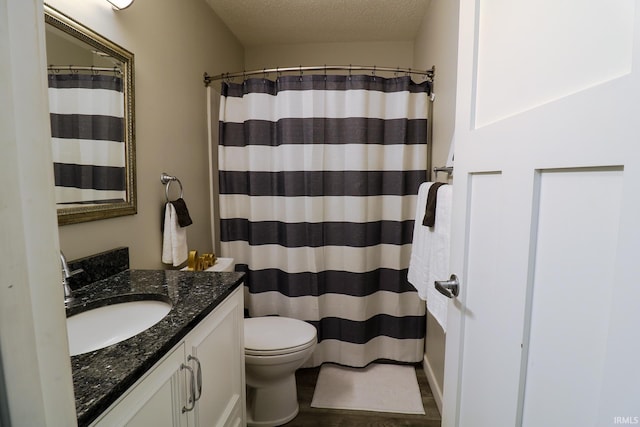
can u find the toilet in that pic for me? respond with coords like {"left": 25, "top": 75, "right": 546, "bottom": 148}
{"left": 244, "top": 316, "right": 317, "bottom": 426}
{"left": 205, "top": 258, "right": 317, "bottom": 426}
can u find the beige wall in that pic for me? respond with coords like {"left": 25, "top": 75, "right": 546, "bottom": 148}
{"left": 414, "top": 0, "right": 459, "bottom": 184}
{"left": 48, "top": 0, "right": 244, "bottom": 268}
{"left": 413, "top": 0, "right": 460, "bottom": 410}
{"left": 245, "top": 41, "right": 414, "bottom": 73}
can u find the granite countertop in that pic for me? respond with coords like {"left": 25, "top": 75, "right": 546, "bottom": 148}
{"left": 66, "top": 269, "right": 244, "bottom": 426}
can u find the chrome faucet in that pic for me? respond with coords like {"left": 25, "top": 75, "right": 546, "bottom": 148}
{"left": 60, "top": 251, "right": 83, "bottom": 303}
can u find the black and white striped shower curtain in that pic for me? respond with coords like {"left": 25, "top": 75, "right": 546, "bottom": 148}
{"left": 219, "top": 74, "right": 430, "bottom": 367}
{"left": 48, "top": 73, "right": 126, "bottom": 204}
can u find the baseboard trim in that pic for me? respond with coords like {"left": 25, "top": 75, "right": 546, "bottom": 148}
{"left": 422, "top": 354, "right": 443, "bottom": 414}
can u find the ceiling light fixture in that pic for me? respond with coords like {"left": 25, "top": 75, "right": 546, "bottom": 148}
{"left": 107, "top": 0, "right": 134, "bottom": 10}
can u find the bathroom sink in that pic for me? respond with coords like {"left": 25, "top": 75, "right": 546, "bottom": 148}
{"left": 67, "top": 299, "right": 172, "bottom": 356}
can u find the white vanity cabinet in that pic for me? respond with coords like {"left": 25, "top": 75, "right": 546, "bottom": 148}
{"left": 185, "top": 288, "right": 245, "bottom": 427}
{"left": 91, "top": 287, "right": 245, "bottom": 427}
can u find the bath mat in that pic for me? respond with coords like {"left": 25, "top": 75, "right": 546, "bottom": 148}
{"left": 311, "top": 363, "right": 425, "bottom": 415}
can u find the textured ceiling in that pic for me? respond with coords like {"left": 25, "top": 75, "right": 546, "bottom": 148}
{"left": 205, "top": 0, "right": 431, "bottom": 47}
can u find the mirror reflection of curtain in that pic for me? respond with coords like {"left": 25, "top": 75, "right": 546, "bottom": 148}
{"left": 48, "top": 73, "right": 126, "bottom": 205}
{"left": 219, "top": 74, "right": 430, "bottom": 367}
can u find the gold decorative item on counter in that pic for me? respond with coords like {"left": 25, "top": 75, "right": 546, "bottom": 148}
{"left": 187, "top": 250, "right": 198, "bottom": 270}
{"left": 186, "top": 251, "right": 217, "bottom": 271}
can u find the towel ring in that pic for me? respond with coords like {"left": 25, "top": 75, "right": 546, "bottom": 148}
{"left": 161, "top": 172, "right": 183, "bottom": 202}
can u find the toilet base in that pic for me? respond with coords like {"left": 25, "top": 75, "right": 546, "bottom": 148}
{"left": 246, "top": 375, "right": 299, "bottom": 427}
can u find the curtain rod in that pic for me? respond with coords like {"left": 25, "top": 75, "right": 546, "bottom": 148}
{"left": 47, "top": 65, "right": 122, "bottom": 74}
{"left": 203, "top": 65, "right": 435, "bottom": 87}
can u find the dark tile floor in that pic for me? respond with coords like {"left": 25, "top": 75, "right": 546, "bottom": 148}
{"left": 283, "top": 365, "right": 442, "bottom": 427}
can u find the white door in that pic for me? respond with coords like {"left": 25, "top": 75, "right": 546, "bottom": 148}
{"left": 442, "top": 1, "right": 640, "bottom": 426}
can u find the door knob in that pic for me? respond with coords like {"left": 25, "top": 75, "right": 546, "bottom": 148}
{"left": 435, "top": 274, "right": 460, "bottom": 299}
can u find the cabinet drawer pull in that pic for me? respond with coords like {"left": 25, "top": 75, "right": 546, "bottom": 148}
{"left": 180, "top": 363, "right": 196, "bottom": 413}
{"left": 188, "top": 355, "right": 203, "bottom": 402}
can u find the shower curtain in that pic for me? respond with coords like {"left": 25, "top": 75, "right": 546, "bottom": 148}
{"left": 48, "top": 73, "right": 126, "bottom": 204}
{"left": 219, "top": 74, "right": 430, "bottom": 367}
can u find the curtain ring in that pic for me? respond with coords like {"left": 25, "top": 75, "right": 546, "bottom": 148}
{"left": 299, "top": 65, "right": 303, "bottom": 81}
{"left": 349, "top": 64, "right": 352, "bottom": 80}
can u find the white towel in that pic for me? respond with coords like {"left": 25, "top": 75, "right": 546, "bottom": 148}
{"left": 162, "top": 203, "right": 188, "bottom": 267}
{"left": 407, "top": 182, "right": 452, "bottom": 332}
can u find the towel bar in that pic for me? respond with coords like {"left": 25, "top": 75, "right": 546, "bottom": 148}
{"left": 161, "top": 172, "right": 183, "bottom": 202}
{"left": 434, "top": 166, "right": 453, "bottom": 175}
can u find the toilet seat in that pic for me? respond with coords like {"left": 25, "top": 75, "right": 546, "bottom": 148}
{"left": 244, "top": 317, "right": 317, "bottom": 356}
{"left": 245, "top": 342, "right": 315, "bottom": 357}
{"left": 245, "top": 339, "right": 316, "bottom": 357}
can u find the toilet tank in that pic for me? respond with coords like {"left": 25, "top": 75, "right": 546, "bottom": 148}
{"left": 205, "top": 257, "right": 235, "bottom": 272}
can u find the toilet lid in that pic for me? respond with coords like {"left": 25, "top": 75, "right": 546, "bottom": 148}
{"left": 244, "top": 317, "right": 317, "bottom": 353}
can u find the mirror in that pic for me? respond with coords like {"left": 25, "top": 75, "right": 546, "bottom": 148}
{"left": 45, "top": 5, "right": 136, "bottom": 225}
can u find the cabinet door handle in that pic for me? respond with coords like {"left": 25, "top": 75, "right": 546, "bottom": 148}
{"left": 180, "top": 363, "right": 196, "bottom": 413}
{"left": 188, "top": 355, "right": 203, "bottom": 402}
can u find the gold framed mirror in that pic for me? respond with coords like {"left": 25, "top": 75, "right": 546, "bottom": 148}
{"left": 45, "top": 5, "right": 136, "bottom": 225}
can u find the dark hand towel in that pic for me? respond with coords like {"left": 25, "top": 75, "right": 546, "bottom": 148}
{"left": 422, "top": 182, "right": 447, "bottom": 227}
{"left": 170, "top": 198, "right": 193, "bottom": 227}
